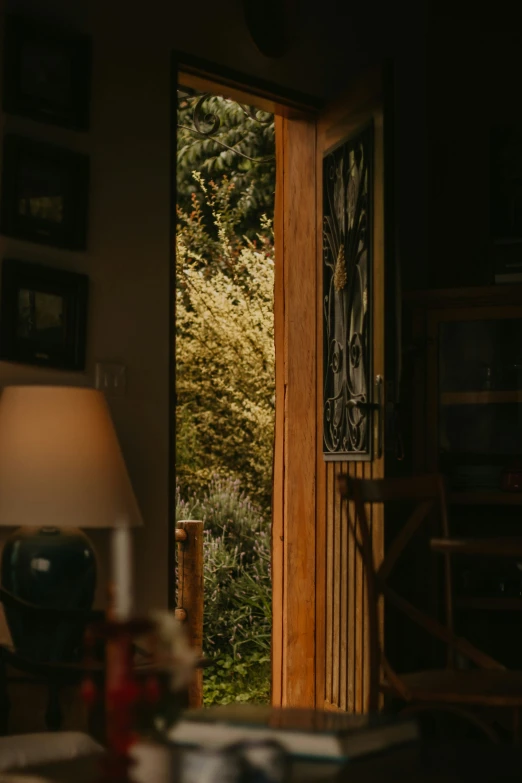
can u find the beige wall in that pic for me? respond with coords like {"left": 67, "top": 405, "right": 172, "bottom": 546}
{"left": 0, "top": 0, "right": 426, "bottom": 646}
{"left": 0, "top": 1, "right": 172, "bottom": 634}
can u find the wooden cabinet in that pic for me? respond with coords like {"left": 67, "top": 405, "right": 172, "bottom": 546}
{"left": 406, "top": 286, "right": 522, "bottom": 494}
{"left": 404, "top": 286, "right": 522, "bottom": 667}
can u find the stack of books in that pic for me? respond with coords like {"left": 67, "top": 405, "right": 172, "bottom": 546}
{"left": 167, "top": 704, "right": 419, "bottom": 777}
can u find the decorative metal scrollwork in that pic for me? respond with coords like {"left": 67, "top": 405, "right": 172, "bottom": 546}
{"left": 193, "top": 94, "right": 221, "bottom": 136}
{"left": 177, "top": 89, "right": 274, "bottom": 163}
{"left": 323, "top": 124, "right": 373, "bottom": 460}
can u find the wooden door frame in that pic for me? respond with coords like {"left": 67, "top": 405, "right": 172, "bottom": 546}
{"left": 170, "top": 51, "right": 320, "bottom": 706}
{"left": 275, "top": 113, "right": 318, "bottom": 706}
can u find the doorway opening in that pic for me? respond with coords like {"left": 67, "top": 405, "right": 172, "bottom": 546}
{"left": 174, "top": 74, "right": 276, "bottom": 706}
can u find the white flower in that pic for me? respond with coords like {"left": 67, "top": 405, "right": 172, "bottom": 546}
{"left": 149, "top": 610, "right": 199, "bottom": 692}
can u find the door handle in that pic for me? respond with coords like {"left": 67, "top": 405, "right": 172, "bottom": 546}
{"left": 354, "top": 375, "right": 384, "bottom": 459}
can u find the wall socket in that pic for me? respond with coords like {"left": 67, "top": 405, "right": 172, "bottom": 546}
{"left": 95, "top": 362, "right": 127, "bottom": 397}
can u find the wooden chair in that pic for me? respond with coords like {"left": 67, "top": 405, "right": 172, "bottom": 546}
{"left": 338, "top": 473, "right": 522, "bottom": 743}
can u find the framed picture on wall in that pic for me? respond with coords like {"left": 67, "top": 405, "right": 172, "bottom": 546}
{"left": 0, "top": 258, "right": 89, "bottom": 371}
{"left": 0, "top": 135, "right": 90, "bottom": 250}
{"left": 2, "top": 15, "right": 92, "bottom": 130}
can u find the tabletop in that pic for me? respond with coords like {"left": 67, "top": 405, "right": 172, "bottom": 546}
{"left": 15, "top": 741, "right": 522, "bottom": 783}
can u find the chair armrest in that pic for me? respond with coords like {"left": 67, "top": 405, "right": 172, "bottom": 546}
{"left": 431, "top": 537, "right": 522, "bottom": 557}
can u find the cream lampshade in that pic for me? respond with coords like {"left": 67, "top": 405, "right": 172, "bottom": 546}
{"left": 0, "top": 385, "right": 143, "bottom": 661}
{"left": 0, "top": 385, "right": 143, "bottom": 529}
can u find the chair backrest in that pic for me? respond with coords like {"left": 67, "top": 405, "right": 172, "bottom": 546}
{"left": 337, "top": 473, "right": 502, "bottom": 712}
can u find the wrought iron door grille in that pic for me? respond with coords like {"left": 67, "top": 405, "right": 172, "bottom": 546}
{"left": 322, "top": 123, "right": 374, "bottom": 460}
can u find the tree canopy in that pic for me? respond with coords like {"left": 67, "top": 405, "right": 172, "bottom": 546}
{"left": 177, "top": 89, "right": 275, "bottom": 239}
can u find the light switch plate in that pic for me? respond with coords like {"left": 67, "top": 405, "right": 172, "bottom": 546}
{"left": 95, "top": 362, "right": 127, "bottom": 397}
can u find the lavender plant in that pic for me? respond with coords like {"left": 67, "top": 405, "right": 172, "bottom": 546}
{"left": 176, "top": 476, "right": 271, "bottom": 704}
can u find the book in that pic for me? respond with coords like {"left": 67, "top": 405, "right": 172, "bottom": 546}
{"left": 167, "top": 705, "right": 419, "bottom": 764}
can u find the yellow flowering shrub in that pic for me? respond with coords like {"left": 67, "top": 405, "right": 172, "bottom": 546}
{"left": 176, "top": 174, "right": 274, "bottom": 508}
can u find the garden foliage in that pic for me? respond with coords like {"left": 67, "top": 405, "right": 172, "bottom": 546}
{"left": 176, "top": 173, "right": 275, "bottom": 509}
{"left": 176, "top": 477, "right": 271, "bottom": 704}
{"left": 176, "top": 90, "right": 275, "bottom": 704}
{"left": 177, "top": 90, "right": 275, "bottom": 239}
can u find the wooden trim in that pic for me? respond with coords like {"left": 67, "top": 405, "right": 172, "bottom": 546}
{"left": 347, "top": 470, "right": 356, "bottom": 711}
{"left": 173, "top": 51, "right": 321, "bottom": 118}
{"left": 339, "top": 465, "right": 348, "bottom": 711}
{"left": 441, "top": 391, "right": 522, "bottom": 405}
{"left": 355, "top": 460, "right": 364, "bottom": 713}
{"left": 314, "top": 101, "right": 327, "bottom": 709}
{"left": 410, "top": 305, "right": 428, "bottom": 471}
{"left": 281, "top": 115, "right": 317, "bottom": 707}
{"left": 169, "top": 55, "right": 178, "bottom": 609}
{"left": 320, "top": 65, "right": 383, "bottom": 148}
{"left": 431, "top": 537, "right": 522, "bottom": 557}
{"left": 323, "top": 700, "right": 345, "bottom": 712}
{"left": 271, "top": 115, "right": 285, "bottom": 707}
{"left": 426, "top": 312, "right": 440, "bottom": 472}
{"left": 456, "top": 597, "right": 522, "bottom": 612}
{"left": 427, "top": 304, "right": 522, "bottom": 323}
{"left": 325, "top": 464, "right": 334, "bottom": 705}
{"left": 403, "top": 285, "right": 522, "bottom": 308}
{"left": 332, "top": 462, "right": 342, "bottom": 707}
{"left": 450, "top": 492, "right": 522, "bottom": 506}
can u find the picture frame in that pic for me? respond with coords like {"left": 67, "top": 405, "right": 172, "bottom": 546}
{"left": 0, "top": 135, "right": 90, "bottom": 250}
{"left": 0, "top": 258, "right": 89, "bottom": 371}
{"left": 2, "top": 15, "right": 92, "bottom": 131}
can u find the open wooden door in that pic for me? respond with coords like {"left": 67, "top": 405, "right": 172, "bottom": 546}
{"left": 273, "top": 65, "right": 391, "bottom": 712}
{"left": 171, "top": 55, "right": 392, "bottom": 713}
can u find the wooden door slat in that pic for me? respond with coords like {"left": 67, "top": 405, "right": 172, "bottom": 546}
{"left": 347, "top": 464, "right": 356, "bottom": 711}
{"left": 332, "top": 461, "right": 342, "bottom": 705}
{"left": 339, "top": 464, "right": 348, "bottom": 711}
{"left": 325, "top": 462, "right": 335, "bottom": 704}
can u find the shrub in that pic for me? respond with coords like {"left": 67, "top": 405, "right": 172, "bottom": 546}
{"left": 176, "top": 97, "right": 275, "bottom": 705}
{"left": 176, "top": 477, "right": 271, "bottom": 704}
{"left": 176, "top": 175, "right": 275, "bottom": 509}
{"left": 203, "top": 653, "right": 271, "bottom": 706}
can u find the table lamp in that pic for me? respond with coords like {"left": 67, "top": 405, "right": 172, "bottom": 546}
{"left": 0, "top": 385, "right": 143, "bottom": 662}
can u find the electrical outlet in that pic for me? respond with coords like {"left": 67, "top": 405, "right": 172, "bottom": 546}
{"left": 95, "top": 363, "right": 127, "bottom": 397}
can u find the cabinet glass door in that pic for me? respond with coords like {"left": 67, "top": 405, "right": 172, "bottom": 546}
{"left": 438, "top": 315, "right": 522, "bottom": 491}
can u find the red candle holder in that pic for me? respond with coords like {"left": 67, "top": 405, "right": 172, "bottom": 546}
{"left": 82, "top": 617, "right": 158, "bottom": 783}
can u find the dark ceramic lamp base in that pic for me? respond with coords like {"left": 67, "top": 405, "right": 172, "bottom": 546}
{"left": 1, "top": 526, "right": 97, "bottom": 662}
